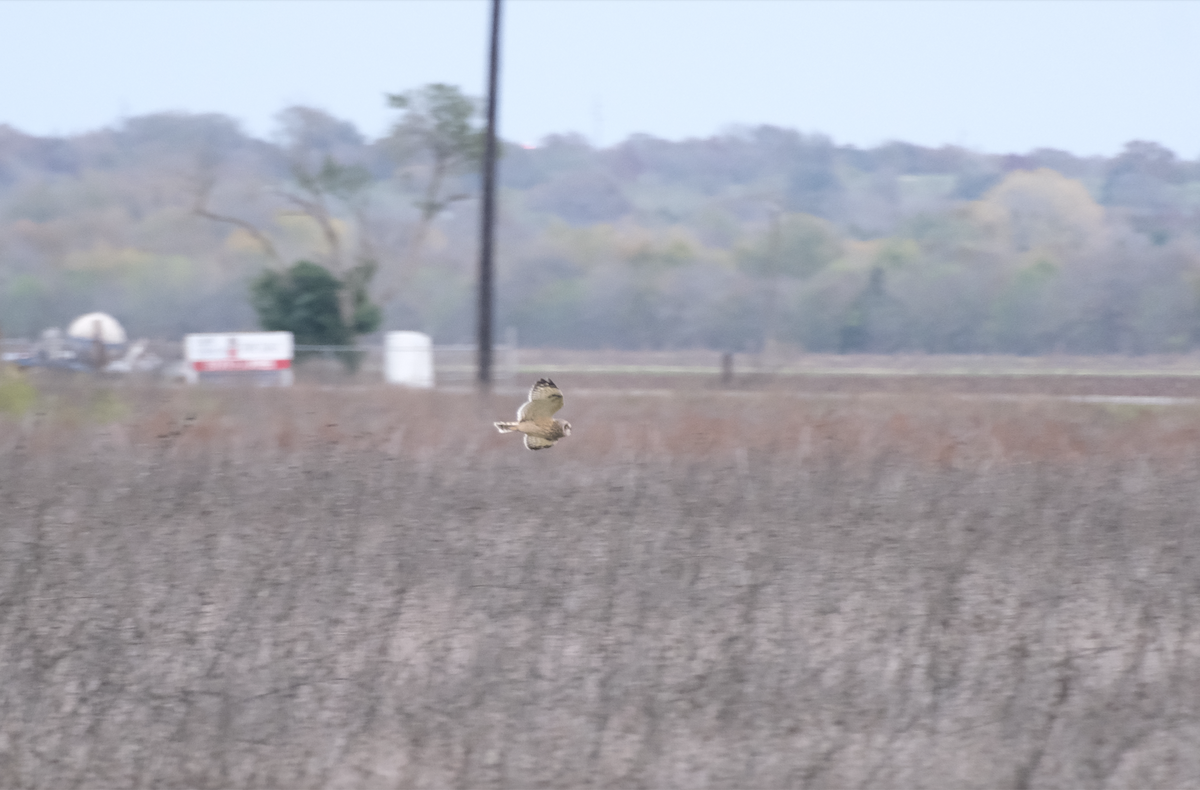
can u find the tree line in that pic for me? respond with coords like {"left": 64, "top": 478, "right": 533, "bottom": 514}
{"left": 0, "top": 87, "right": 1198, "bottom": 354}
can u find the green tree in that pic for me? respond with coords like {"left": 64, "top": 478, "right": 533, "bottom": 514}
{"left": 250, "top": 260, "right": 381, "bottom": 369}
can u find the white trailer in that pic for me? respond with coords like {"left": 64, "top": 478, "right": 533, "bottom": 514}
{"left": 183, "top": 332, "right": 294, "bottom": 386}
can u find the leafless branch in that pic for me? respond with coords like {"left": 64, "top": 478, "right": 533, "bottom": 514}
{"left": 191, "top": 173, "right": 283, "bottom": 266}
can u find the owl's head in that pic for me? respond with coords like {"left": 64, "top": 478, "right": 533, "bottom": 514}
{"left": 558, "top": 420, "right": 572, "bottom": 437}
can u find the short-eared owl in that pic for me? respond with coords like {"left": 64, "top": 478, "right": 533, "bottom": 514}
{"left": 494, "top": 378, "right": 572, "bottom": 450}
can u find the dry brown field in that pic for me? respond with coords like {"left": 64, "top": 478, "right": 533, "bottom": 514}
{"left": 3, "top": 370, "right": 1200, "bottom": 788}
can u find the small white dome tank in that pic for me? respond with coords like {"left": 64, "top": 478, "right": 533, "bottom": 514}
{"left": 67, "top": 312, "right": 128, "bottom": 345}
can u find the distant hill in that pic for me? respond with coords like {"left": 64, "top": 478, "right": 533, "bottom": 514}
{"left": 2, "top": 108, "right": 1198, "bottom": 353}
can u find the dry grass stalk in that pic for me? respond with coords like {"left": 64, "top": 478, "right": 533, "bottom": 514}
{"left": 2, "top": 377, "right": 1199, "bottom": 787}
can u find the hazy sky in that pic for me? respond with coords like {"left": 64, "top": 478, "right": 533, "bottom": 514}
{"left": 1, "top": 0, "right": 1197, "bottom": 156}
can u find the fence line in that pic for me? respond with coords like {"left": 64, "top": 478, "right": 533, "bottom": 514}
{"left": 291, "top": 343, "right": 520, "bottom": 382}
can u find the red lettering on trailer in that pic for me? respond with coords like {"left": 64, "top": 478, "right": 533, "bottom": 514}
{"left": 192, "top": 359, "right": 292, "bottom": 372}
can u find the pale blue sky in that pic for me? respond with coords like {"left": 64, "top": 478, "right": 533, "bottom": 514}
{"left": 1, "top": 0, "right": 1197, "bottom": 156}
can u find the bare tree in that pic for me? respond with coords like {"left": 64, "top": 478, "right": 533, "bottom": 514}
{"left": 279, "top": 156, "right": 377, "bottom": 325}
{"left": 191, "top": 130, "right": 378, "bottom": 331}
{"left": 383, "top": 83, "right": 486, "bottom": 295}
{"left": 191, "top": 166, "right": 283, "bottom": 266}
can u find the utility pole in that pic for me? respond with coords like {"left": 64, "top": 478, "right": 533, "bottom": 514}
{"left": 477, "top": 0, "right": 502, "bottom": 390}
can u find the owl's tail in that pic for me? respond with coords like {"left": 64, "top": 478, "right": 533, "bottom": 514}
{"left": 494, "top": 421, "right": 519, "bottom": 433}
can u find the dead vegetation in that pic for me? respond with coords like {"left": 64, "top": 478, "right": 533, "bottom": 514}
{"left": 2, "top": 377, "right": 1200, "bottom": 788}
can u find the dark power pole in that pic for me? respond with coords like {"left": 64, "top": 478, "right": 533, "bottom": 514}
{"left": 477, "top": 0, "right": 502, "bottom": 389}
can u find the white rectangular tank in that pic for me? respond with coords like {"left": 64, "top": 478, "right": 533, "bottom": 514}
{"left": 385, "top": 331, "right": 434, "bottom": 388}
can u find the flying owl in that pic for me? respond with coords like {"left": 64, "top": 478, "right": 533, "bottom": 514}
{"left": 494, "top": 378, "right": 572, "bottom": 450}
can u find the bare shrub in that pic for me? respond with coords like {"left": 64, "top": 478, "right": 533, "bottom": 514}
{"left": 2, "top": 380, "right": 1199, "bottom": 787}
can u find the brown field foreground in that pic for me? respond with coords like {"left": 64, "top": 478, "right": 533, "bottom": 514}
{"left": 3, "top": 377, "right": 1200, "bottom": 788}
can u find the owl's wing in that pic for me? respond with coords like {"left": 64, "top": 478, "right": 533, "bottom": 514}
{"left": 525, "top": 434, "right": 555, "bottom": 450}
{"left": 518, "top": 378, "right": 564, "bottom": 421}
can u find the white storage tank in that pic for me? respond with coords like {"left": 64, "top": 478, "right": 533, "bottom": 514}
{"left": 385, "top": 331, "right": 434, "bottom": 388}
{"left": 67, "top": 312, "right": 127, "bottom": 345}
